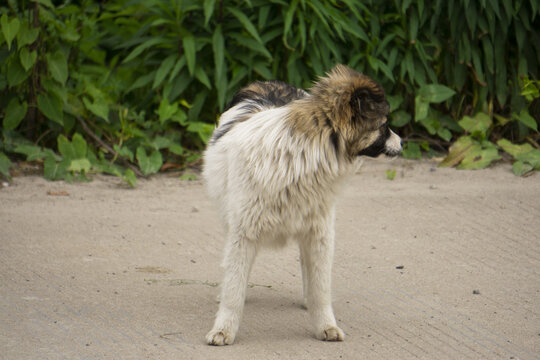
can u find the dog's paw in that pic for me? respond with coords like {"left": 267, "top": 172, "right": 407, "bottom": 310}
{"left": 317, "top": 326, "right": 345, "bottom": 342}
{"left": 206, "top": 329, "right": 235, "bottom": 346}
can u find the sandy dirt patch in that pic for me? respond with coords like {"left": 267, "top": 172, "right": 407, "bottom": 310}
{"left": 1, "top": 158, "right": 539, "bottom": 359}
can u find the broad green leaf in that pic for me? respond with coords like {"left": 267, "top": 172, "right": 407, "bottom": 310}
{"left": 153, "top": 54, "right": 176, "bottom": 89}
{"left": 215, "top": 63, "right": 227, "bottom": 110}
{"left": 187, "top": 92, "right": 207, "bottom": 124}
{"left": 458, "top": 113, "right": 492, "bottom": 136}
{"left": 37, "top": 93, "right": 63, "bottom": 125}
{"left": 14, "top": 144, "right": 47, "bottom": 161}
{"left": 512, "top": 161, "right": 533, "bottom": 176}
{"left": 212, "top": 25, "right": 225, "bottom": 81}
{"left": 481, "top": 36, "right": 494, "bottom": 74}
{"left": 183, "top": 34, "right": 196, "bottom": 75}
{"left": 187, "top": 121, "right": 214, "bottom": 143}
{"left": 71, "top": 133, "right": 87, "bottom": 158}
{"left": 170, "top": 109, "right": 188, "bottom": 126}
{"left": 228, "top": 7, "right": 263, "bottom": 43}
{"left": 414, "top": 96, "right": 429, "bottom": 121}
{"left": 512, "top": 109, "right": 538, "bottom": 131}
{"left": 68, "top": 158, "right": 91, "bottom": 173}
{"left": 1, "top": 15, "right": 20, "bottom": 51}
{"left": 60, "top": 23, "right": 80, "bottom": 42}
{"left": 419, "top": 116, "right": 439, "bottom": 135}
{"left": 439, "top": 136, "right": 475, "bottom": 167}
{"left": 204, "top": 0, "right": 216, "bottom": 26}
{"left": 390, "top": 110, "right": 411, "bottom": 127}
{"left": 58, "top": 134, "right": 75, "bottom": 159}
{"left": 437, "top": 128, "right": 452, "bottom": 142}
{"left": 122, "top": 37, "right": 166, "bottom": 64}
{"left": 404, "top": 52, "right": 414, "bottom": 82}
{"left": 127, "top": 72, "right": 155, "bottom": 92}
{"left": 83, "top": 97, "right": 109, "bottom": 122}
{"left": 457, "top": 146, "right": 501, "bottom": 170}
{"left": 151, "top": 136, "right": 171, "bottom": 150}
{"left": 168, "top": 57, "right": 186, "bottom": 83}
{"left": 47, "top": 51, "right": 68, "bottom": 85}
{"left": 168, "top": 143, "right": 185, "bottom": 156}
{"left": 515, "top": 149, "right": 540, "bottom": 169}
{"left": 7, "top": 56, "right": 30, "bottom": 87}
{"left": 158, "top": 98, "right": 178, "bottom": 124}
{"left": 497, "top": 139, "right": 534, "bottom": 158}
{"left": 409, "top": 7, "right": 419, "bottom": 40}
{"left": 44, "top": 156, "right": 68, "bottom": 181}
{"left": 230, "top": 34, "right": 272, "bottom": 59}
{"left": 387, "top": 95, "right": 403, "bottom": 112}
{"left": 377, "top": 60, "right": 395, "bottom": 83}
{"left": 19, "top": 47, "right": 37, "bottom": 71}
{"left": 195, "top": 66, "right": 212, "bottom": 89}
{"left": 3, "top": 98, "right": 27, "bottom": 130}
{"left": 33, "top": 0, "right": 54, "bottom": 8}
{"left": 418, "top": 84, "right": 456, "bottom": 103}
{"left": 494, "top": 114, "right": 511, "bottom": 126}
{"left": 123, "top": 169, "right": 137, "bottom": 187}
{"left": 136, "top": 147, "right": 163, "bottom": 176}
{"left": 113, "top": 144, "right": 134, "bottom": 162}
{"left": 402, "top": 142, "right": 422, "bottom": 159}
{"left": 253, "top": 63, "right": 272, "bottom": 79}
{"left": 0, "top": 152, "right": 12, "bottom": 179}
{"left": 17, "top": 21, "right": 39, "bottom": 49}
{"left": 283, "top": 0, "right": 299, "bottom": 42}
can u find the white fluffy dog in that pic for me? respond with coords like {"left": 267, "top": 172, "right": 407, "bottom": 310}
{"left": 203, "top": 65, "right": 402, "bottom": 345}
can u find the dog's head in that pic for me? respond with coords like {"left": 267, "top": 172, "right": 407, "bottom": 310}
{"left": 310, "top": 64, "right": 402, "bottom": 158}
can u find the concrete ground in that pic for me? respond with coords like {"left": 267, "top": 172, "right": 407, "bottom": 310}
{"left": 1, "top": 158, "right": 539, "bottom": 359}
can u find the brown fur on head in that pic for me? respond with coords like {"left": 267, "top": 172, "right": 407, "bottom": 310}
{"left": 289, "top": 64, "right": 392, "bottom": 158}
{"left": 312, "top": 65, "right": 390, "bottom": 156}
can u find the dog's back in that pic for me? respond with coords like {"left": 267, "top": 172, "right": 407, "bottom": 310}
{"left": 208, "top": 81, "right": 308, "bottom": 146}
{"left": 226, "top": 80, "right": 308, "bottom": 111}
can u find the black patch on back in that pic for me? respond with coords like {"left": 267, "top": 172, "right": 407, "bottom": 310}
{"left": 225, "top": 80, "right": 307, "bottom": 111}
{"left": 210, "top": 80, "right": 308, "bottom": 146}
{"left": 209, "top": 120, "right": 237, "bottom": 145}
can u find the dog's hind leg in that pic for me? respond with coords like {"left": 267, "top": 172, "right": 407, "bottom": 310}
{"left": 299, "top": 229, "right": 345, "bottom": 342}
{"left": 206, "top": 234, "right": 257, "bottom": 346}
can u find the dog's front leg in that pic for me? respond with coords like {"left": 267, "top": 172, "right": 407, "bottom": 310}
{"left": 206, "top": 234, "right": 257, "bottom": 346}
{"left": 299, "top": 231, "right": 345, "bottom": 341}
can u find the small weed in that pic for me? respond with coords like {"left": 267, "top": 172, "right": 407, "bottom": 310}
{"left": 386, "top": 169, "right": 397, "bottom": 180}
{"left": 179, "top": 173, "right": 198, "bottom": 181}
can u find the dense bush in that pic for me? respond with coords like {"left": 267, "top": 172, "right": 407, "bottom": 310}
{"left": 1, "top": 0, "right": 539, "bottom": 184}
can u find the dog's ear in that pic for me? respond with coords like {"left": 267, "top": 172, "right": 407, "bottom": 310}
{"left": 350, "top": 88, "right": 375, "bottom": 113}
{"left": 350, "top": 84, "right": 388, "bottom": 121}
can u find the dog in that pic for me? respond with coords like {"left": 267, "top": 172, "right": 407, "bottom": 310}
{"left": 202, "top": 64, "right": 402, "bottom": 345}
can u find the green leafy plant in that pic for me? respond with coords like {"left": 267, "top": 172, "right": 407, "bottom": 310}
{"left": 0, "top": 0, "right": 539, "bottom": 184}
{"left": 441, "top": 75, "right": 539, "bottom": 174}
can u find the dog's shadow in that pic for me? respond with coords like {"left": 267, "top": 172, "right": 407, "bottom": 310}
{"left": 236, "top": 292, "right": 313, "bottom": 343}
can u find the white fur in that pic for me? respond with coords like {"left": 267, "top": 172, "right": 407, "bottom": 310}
{"left": 386, "top": 129, "right": 402, "bottom": 155}
{"left": 203, "top": 102, "right": 351, "bottom": 345}
{"left": 203, "top": 99, "right": 400, "bottom": 345}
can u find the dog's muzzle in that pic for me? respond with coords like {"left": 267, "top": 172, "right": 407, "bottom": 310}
{"left": 384, "top": 130, "right": 402, "bottom": 156}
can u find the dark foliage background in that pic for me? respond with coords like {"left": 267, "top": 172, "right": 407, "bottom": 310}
{"left": 1, "top": 0, "right": 539, "bottom": 184}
